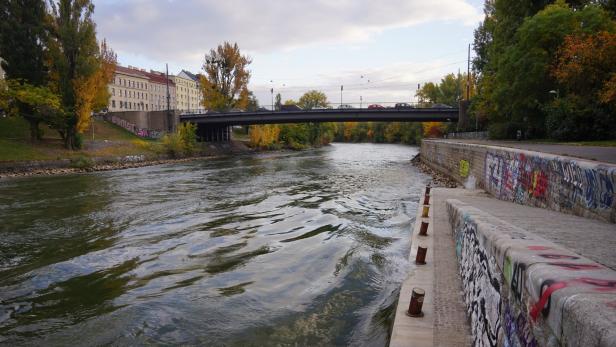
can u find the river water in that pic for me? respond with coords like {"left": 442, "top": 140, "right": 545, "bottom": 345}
{"left": 0, "top": 143, "right": 429, "bottom": 346}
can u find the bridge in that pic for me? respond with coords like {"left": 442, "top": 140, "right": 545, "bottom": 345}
{"left": 180, "top": 106, "right": 462, "bottom": 142}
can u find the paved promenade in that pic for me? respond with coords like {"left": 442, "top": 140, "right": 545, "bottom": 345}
{"left": 447, "top": 139, "right": 616, "bottom": 164}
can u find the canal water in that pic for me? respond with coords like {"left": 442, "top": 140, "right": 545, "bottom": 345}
{"left": 0, "top": 143, "right": 429, "bottom": 346}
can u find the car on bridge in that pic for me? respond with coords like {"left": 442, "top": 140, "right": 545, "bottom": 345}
{"left": 368, "top": 104, "right": 384, "bottom": 109}
{"left": 394, "top": 103, "right": 414, "bottom": 109}
{"left": 338, "top": 104, "right": 353, "bottom": 109}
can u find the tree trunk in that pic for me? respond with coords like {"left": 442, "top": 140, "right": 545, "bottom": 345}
{"left": 26, "top": 118, "right": 41, "bottom": 143}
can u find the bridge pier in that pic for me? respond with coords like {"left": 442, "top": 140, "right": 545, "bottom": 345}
{"left": 196, "top": 124, "right": 230, "bottom": 142}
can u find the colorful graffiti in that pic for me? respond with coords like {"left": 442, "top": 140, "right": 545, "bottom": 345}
{"left": 504, "top": 304, "right": 538, "bottom": 347}
{"left": 460, "top": 159, "right": 470, "bottom": 178}
{"left": 454, "top": 217, "right": 503, "bottom": 347}
{"left": 485, "top": 151, "right": 616, "bottom": 221}
{"left": 104, "top": 115, "right": 163, "bottom": 139}
{"left": 448, "top": 199, "right": 616, "bottom": 347}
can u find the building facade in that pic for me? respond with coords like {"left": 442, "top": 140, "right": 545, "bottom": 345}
{"left": 107, "top": 65, "right": 176, "bottom": 112}
{"left": 172, "top": 71, "right": 201, "bottom": 111}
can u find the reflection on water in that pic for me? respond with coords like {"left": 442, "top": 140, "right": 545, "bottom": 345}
{"left": 0, "top": 143, "right": 429, "bottom": 346}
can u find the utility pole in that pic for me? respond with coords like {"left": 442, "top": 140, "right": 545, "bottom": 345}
{"left": 467, "top": 43, "right": 471, "bottom": 101}
{"left": 271, "top": 88, "right": 274, "bottom": 111}
{"left": 340, "top": 85, "right": 343, "bottom": 106}
{"left": 360, "top": 95, "right": 363, "bottom": 109}
{"left": 166, "top": 64, "right": 172, "bottom": 132}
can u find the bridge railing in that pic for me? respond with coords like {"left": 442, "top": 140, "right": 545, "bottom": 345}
{"left": 180, "top": 102, "right": 456, "bottom": 115}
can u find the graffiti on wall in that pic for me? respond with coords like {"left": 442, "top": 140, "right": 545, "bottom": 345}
{"left": 460, "top": 160, "right": 470, "bottom": 178}
{"left": 455, "top": 218, "right": 503, "bottom": 347}
{"left": 485, "top": 151, "right": 615, "bottom": 216}
{"left": 105, "top": 116, "right": 163, "bottom": 139}
{"left": 504, "top": 303, "right": 538, "bottom": 347}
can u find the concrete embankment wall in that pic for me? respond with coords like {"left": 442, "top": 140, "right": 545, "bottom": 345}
{"left": 421, "top": 140, "right": 616, "bottom": 223}
{"left": 447, "top": 199, "right": 616, "bottom": 346}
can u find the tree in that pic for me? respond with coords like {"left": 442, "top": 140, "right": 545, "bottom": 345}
{"left": 297, "top": 90, "right": 329, "bottom": 110}
{"left": 0, "top": 0, "right": 49, "bottom": 141}
{"left": 200, "top": 42, "right": 251, "bottom": 111}
{"left": 1, "top": 80, "right": 63, "bottom": 136}
{"left": 91, "top": 39, "right": 117, "bottom": 113}
{"left": 275, "top": 93, "right": 282, "bottom": 111}
{"left": 546, "top": 31, "right": 616, "bottom": 139}
{"left": 46, "top": 0, "right": 101, "bottom": 149}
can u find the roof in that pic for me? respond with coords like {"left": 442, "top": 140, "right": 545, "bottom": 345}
{"left": 114, "top": 65, "right": 175, "bottom": 86}
{"left": 180, "top": 70, "right": 199, "bottom": 82}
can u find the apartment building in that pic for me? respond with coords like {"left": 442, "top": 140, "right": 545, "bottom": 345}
{"left": 147, "top": 70, "right": 177, "bottom": 111}
{"left": 107, "top": 65, "right": 176, "bottom": 112}
{"left": 172, "top": 71, "right": 201, "bottom": 111}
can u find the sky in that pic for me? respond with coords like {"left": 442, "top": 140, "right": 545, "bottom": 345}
{"left": 93, "top": 0, "right": 485, "bottom": 108}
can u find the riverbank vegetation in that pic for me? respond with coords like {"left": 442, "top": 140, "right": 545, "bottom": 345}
{"left": 467, "top": 0, "right": 616, "bottom": 141}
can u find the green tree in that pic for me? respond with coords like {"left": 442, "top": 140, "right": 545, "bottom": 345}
{"left": 297, "top": 90, "right": 329, "bottom": 109}
{"left": 200, "top": 42, "right": 251, "bottom": 111}
{"left": 489, "top": 2, "right": 614, "bottom": 138}
{"left": 1, "top": 80, "right": 63, "bottom": 136}
{"left": 274, "top": 93, "right": 282, "bottom": 111}
{"left": 0, "top": 0, "right": 49, "bottom": 141}
{"left": 46, "top": 0, "right": 101, "bottom": 149}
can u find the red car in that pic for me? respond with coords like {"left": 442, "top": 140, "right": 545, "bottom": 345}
{"left": 368, "top": 104, "right": 384, "bottom": 109}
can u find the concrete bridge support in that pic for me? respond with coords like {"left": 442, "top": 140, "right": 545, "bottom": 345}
{"left": 196, "top": 124, "right": 231, "bottom": 142}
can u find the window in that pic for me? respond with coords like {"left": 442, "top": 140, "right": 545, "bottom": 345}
{"left": 112, "top": 88, "right": 115, "bottom": 96}
{"left": 124, "top": 90, "right": 127, "bottom": 97}
{"left": 112, "top": 100, "right": 116, "bottom": 108}
{"left": 146, "top": 104, "right": 148, "bottom": 111}
{"left": 119, "top": 101, "right": 123, "bottom": 109}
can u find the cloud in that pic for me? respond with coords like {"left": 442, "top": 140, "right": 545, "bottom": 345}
{"left": 93, "top": 0, "right": 481, "bottom": 66}
{"left": 250, "top": 59, "right": 468, "bottom": 106}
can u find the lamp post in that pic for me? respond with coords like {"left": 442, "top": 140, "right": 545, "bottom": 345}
{"left": 340, "top": 85, "right": 343, "bottom": 107}
{"left": 549, "top": 90, "right": 560, "bottom": 99}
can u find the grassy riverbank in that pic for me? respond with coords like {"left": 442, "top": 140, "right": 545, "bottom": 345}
{"left": 0, "top": 116, "right": 158, "bottom": 162}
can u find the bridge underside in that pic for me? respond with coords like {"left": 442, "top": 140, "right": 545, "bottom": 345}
{"left": 181, "top": 108, "right": 460, "bottom": 142}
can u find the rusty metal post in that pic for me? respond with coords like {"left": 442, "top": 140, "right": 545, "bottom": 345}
{"left": 407, "top": 288, "right": 425, "bottom": 317}
{"left": 419, "top": 221, "right": 429, "bottom": 236}
{"left": 423, "top": 194, "right": 430, "bottom": 205}
{"left": 425, "top": 185, "right": 431, "bottom": 195}
{"left": 421, "top": 205, "right": 429, "bottom": 218}
{"left": 415, "top": 246, "right": 427, "bottom": 265}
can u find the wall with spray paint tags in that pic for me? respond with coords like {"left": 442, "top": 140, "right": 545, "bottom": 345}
{"left": 447, "top": 199, "right": 616, "bottom": 347}
{"left": 421, "top": 140, "right": 616, "bottom": 223}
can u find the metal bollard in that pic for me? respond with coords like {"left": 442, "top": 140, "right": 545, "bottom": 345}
{"left": 425, "top": 186, "right": 431, "bottom": 195}
{"left": 415, "top": 246, "right": 427, "bottom": 265}
{"left": 421, "top": 205, "right": 429, "bottom": 218}
{"left": 419, "top": 221, "right": 429, "bottom": 236}
{"left": 423, "top": 194, "right": 430, "bottom": 205}
{"left": 407, "top": 287, "right": 425, "bottom": 317}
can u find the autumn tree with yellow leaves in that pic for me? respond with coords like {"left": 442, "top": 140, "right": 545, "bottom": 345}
{"left": 200, "top": 42, "right": 252, "bottom": 111}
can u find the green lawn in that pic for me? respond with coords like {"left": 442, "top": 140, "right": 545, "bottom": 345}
{"left": 0, "top": 116, "right": 157, "bottom": 162}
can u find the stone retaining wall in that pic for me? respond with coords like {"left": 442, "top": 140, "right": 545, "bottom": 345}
{"left": 421, "top": 140, "right": 616, "bottom": 223}
{"left": 447, "top": 199, "right": 616, "bottom": 347}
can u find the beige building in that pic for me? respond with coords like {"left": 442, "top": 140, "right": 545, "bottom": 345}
{"left": 172, "top": 70, "right": 201, "bottom": 111}
{"left": 107, "top": 65, "right": 176, "bottom": 112}
{"left": 148, "top": 70, "right": 177, "bottom": 112}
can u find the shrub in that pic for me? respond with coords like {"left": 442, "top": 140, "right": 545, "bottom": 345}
{"left": 161, "top": 123, "right": 198, "bottom": 158}
{"left": 70, "top": 155, "right": 94, "bottom": 169}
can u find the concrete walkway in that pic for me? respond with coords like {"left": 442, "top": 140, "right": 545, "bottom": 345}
{"left": 445, "top": 139, "right": 616, "bottom": 164}
{"left": 450, "top": 190, "right": 616, "bottom": 270}
{"left": 390, "top": 187, "right": 616, "bottom": 346}
{"left": 390, "top": 188, "right": 473, "bottom": 347}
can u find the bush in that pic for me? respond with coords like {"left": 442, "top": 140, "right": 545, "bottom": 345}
{"left": 70, "top": 155, "right": 94, "bottom": 169}
{"left": 161, "top": 123, "right": 198, "bottom": 158}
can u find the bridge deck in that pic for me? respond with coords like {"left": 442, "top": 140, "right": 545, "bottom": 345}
{"left": 180, "top": 108, "right": 459, "bottom": 126}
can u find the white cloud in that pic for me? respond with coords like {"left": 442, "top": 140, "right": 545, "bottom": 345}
{"left": 94, "top": 0, "right": 481, "bottom": 66}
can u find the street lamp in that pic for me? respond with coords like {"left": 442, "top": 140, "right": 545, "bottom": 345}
{"left": 340, "top": 85, "right": 343, "bottom": 106}
{"left": 549, "top": 90, "right": 560, "bottom": 98}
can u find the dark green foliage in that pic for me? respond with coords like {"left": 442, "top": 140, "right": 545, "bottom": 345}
{"left": 472, "top": 0, "right": 616, "bottom": 140}
{"left": 0, "top": 0, "right": 48, "bottom": 85}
